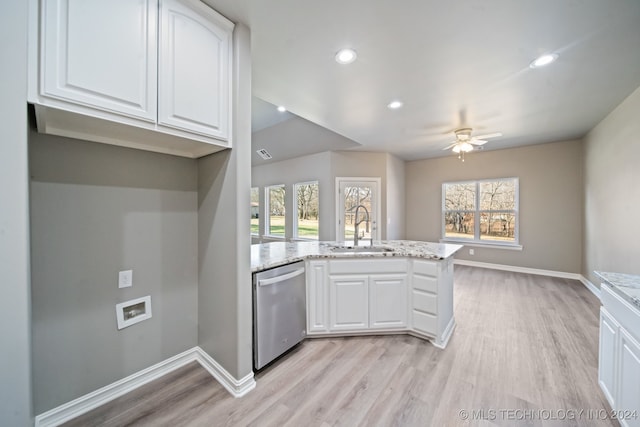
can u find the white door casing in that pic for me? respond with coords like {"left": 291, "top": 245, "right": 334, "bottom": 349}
{"left": 336, "top": 177, "right": 381, "bottom": 243}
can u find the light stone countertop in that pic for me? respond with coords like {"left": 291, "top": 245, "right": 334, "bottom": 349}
{"left": 595, "top": 271, "right": 640, "bottom": 310}
{"left": 251, "top": 240, "right": 464, "bottom": 273}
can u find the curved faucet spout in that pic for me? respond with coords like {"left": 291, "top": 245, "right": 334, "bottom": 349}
{"left": 353, "top": 204, "right": 370, "bottom": 246}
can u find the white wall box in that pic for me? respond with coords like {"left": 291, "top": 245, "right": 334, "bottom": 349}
{"left": 116, "top": 296, "right": 152, "bottom": 330}
{"left": 599, "top": 283, "right": 640, "bottom": 427}
{"left": 28, "top": 0, "right": 233, "bottom": 158}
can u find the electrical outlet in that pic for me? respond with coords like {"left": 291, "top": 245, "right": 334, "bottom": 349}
{"left": 119, "top": 270, "right": 133, "bottom": 288}
{"left": 469, "top": 249, "right": 475, "bottom": 256}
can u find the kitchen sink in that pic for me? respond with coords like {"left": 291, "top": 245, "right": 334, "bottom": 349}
{"left": 329, "top": 245, "right": 394, "bottom": 254}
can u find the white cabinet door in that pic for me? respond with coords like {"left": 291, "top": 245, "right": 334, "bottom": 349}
{"left": 158, "top": 0, "right": 232, "bottom": 140}
{"left": 599, "top": 307, "right": 619, "bottom": 408}
{"left": 330, "top": 275, "right": 369, "bottom": 331}
{"left": 307, "top": 261, "right": 328, "bottom": 333}
{"left": 369, "top": 274, "right": 407, "bottom": 329}
{"left": 41, "top": 0, "right": 157, "bottom": 121}
{"left": 618, "top": 328, "right": 640, "bottom": 426}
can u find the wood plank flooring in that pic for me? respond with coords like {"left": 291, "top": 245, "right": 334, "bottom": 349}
{"left": 63, "top": 266, "right": 617, "bottom": 426}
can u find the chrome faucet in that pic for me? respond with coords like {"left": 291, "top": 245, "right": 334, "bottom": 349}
{"left": 353, "top": 204, "right": 371, "bottom": 246}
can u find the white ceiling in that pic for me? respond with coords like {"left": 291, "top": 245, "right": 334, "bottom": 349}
{"left": 206, "top": 0, "right": 640, "bottom": 162}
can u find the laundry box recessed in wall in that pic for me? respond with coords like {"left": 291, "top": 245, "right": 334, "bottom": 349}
{"left": 116, "top": 296, "right": 152, "bottom": 330}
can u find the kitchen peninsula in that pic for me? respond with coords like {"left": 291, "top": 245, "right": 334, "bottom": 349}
{"left": 252, "top": 240, "right": 463, "bottom": 350}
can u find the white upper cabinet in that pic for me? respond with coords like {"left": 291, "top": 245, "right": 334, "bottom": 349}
{"left": 158, "top": 0, "right": 231, "bottom": 139}
{"left": 41, "top": 0, "right": 157, "bottom": 122}
{"left": 29, "top": 0, "right": 233, "bottom": 158}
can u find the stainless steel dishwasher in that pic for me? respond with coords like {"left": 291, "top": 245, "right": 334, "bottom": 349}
{"left": 253, "top": 261, "right": 306, "bottom": 370}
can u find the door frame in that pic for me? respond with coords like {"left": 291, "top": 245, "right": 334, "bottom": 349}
{"left": 335, "top": 177, "right": 382, "bottom": 242}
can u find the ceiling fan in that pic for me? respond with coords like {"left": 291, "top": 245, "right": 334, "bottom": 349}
{"left": 443, "top": 128, "right": 502, "bottom": 161}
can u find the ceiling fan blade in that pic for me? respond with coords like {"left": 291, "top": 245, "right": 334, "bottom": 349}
{"left": 442, "top": 142, "right": 458, "bottom": 150}
{"left": 470, "top": 139, "right": 487, "bottom": 146}
{"left": 474, "top": 132, "right": 502, "bottom": 140}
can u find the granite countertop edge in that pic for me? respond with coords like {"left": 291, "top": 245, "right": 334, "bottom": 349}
{"left": 595, "top": 270, "right": 640, "bottom": 310}
{"left": 251, "top": 240, "right": 464, "bottom": 273}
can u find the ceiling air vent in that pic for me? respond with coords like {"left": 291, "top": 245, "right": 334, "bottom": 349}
{"left": 256, "top": 148, "right": 272, "bottom": 160}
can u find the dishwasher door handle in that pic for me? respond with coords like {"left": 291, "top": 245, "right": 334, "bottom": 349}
{"left": 258, "top": 268, "right": 305, "bottom": 287}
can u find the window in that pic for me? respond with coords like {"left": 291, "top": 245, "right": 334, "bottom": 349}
{"left": 250, "top": 187, "right": 259, "bottom": 235}
{"left": 266, "top": 185, "right": 286, "bottom": 237}
{"left": 443, "top": 178, "right": 519, "bottom": 246}
{"left": 294, "top": 181, "right": 319, "bottom": 240}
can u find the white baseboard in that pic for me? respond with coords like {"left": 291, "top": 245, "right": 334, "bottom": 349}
{"left": 35, "top": 347, "right": 256, "bottom": 427}
{"left": 579, "top": 276, "right": 602, "bottom": 300}
{"left": 432, "top": 317, "right": 456, "bottom": 350}
{"left": 454, "top": 259, "right": 601, "bottom": 299}
{"left": 194, "top": 347, "right": 256, "bottom": 397}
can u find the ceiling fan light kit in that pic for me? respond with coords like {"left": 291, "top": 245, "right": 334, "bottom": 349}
{"left": 443, "top": 128, "right": 502, "bottom": 162}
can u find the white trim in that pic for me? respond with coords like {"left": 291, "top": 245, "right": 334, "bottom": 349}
{"left": 579, "top": 276, "right": 602, "bottom": 300}
{"left": 454, "top": 259, "right": 601, "bottom": 299}
{"left": 440, "top": 239, "right": 523, "bottom": 251}
{"left": 292, "top": 180, "right": 320, "bottom": 240}
{"left": 34, "top": 347, "right": 256, "bottom": 427}
{"left": 442, "top": 177, "right": 520, "bottom": 246}
{"left": 265, "top": 184, "right": 286, "bottom": 238}
{"left": 335, "top": 177, "right": 382, "bottom": 242}
{"left": 194, "top": 347, "right": 256, "bottom": 397}
{"left": 431, "top": 317, "right": 456, "bottom": 349}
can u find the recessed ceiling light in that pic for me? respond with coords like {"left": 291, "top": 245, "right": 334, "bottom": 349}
{"left": 530, "top": 53, "right": 558, "bottom": 68}
{"left": 277, "top": 106, "right": 286, "bottom": 112}
{"left": 335, "top": 48, "right": 357, "bottom": 64}
{"left": 387, "top": 100, "right": 403, "bottom": 109}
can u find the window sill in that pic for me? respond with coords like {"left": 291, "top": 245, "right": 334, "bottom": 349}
{"left": 290, "top": 237, "right": 319, "bottom": 242}
{"left": 440, "top": 239, "right": 523, "bottom": 251}
{"left": 262, "top": 235, "right": 286, "bottom": 240}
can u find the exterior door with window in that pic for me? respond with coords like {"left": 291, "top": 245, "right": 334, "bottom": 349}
{"left": 336, "top": 178, "right": 380, "bottom": 244}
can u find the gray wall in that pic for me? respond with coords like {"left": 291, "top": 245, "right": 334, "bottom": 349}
{"left": 0, "top": 0, "right": 33, "bottom": 424}
{"left": 197, "top": 24, "right": 253, "bottom": 380}
{"left": 251, "top": 150, "right": 406, "bottom": 242}
{"left": 29, "top": 133, "right": 199, "bottom": 414}
{"left": 386, "top": 153, "right": 406, "bottom": 240}
{"left": 583, "top": 85, "right": 640, "bottom": 285}
{"left": 406, "top": 140, "right": 584, "bottom": 273}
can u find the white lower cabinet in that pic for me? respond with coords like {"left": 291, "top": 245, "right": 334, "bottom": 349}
{"left": 599, "top": 284, "right": 640, "bottom": 427}
{"left": 330, "top": 275, "right": 369, "bottom": 331}
{"left": 411, "top": 258, "right": 454, "bottom": 347}
{"left": 598, "top": 308, "right": 619, "bottom": 407}
{"left": 306, "top": 260, "right": 329, "bottom": 333}
{"left": 369, "top": 274, "right": 408, "bottom": 329}
{"left": 305, "top": 257, "right": 455, "bottom": 348}
{"left": 329, "top": 273, "right": 408, "bottom": 332}
{"left": 618, "top": 328, "right": 640, "bottom": 427}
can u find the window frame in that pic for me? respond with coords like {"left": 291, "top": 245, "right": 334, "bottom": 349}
{"left": 293, "top": 180, "right": 320, "bottom": 241}
{"left": 265, "top": 184, "right": 286, "bottom": 239}
{"left": 250, "top": 187, "right": 259, "bottom": 236}
{"left": 441, "top": 177, "right": 521, "bottom": 249}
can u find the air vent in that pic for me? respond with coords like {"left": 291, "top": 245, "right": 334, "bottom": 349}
{"left": 256, "top": 148, "right": 272, "bottom": 160}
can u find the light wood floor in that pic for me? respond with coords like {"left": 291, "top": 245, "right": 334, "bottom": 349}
{"left": 64, "top": 266, "right": 616, "bottom": 426}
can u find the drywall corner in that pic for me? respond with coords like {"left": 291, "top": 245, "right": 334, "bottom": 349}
{"left": 0, "top": 0, "right": 33, "bottom": 424}
{"left": 197, "top": 23, "right": 253, "bottom": 381}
